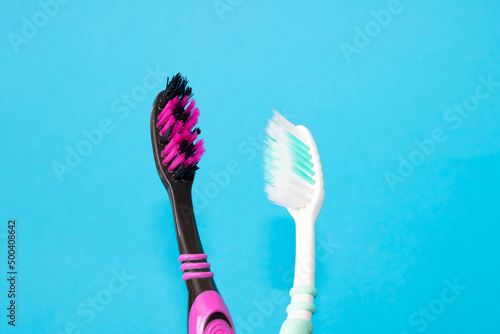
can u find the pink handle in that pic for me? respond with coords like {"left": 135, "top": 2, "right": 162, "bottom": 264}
{"left": 188, "top": 291, "right": 235, "bottom": 334}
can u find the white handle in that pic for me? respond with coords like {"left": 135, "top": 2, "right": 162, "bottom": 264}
{"left": 286, "top": 218, "right": 316, "bottom": 321}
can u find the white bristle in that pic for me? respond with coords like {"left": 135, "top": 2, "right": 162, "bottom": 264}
{"left": 263, "top": 111, "right": 318, "bottom": 210}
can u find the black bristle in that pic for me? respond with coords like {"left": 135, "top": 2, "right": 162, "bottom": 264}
{"left": 159, "top": 73, "right": 193, "bottom": 108}
{"left": 185, "top": 144, "right": 195, "bottom": 157}
{"left": 185, "top": 86, "right": 192, "bottom": 98}
{"left": 178, "top": 140, "right": 195, "bottom": 157}
{"left": 192, "top": 127, "right": 201, "bottom": 135}
{"left": 183, "top": 166, "right": 198, "bottom": 181}
{"left": 172, "top": 103, "right": 186, "bottom": 120}
{"left": 178, "top": 140, "right": 188, "bottom": 153}
{"left": 178, "top": 111, "right": 190, "bottom": 123}
{"left": 173, "top": 166, "right": 187, "bottom": 181}
{"left": 172, "top": 165, "right": 198, "bottom": 181}
{"left": 159, "top": 129, "right": 172, "bottom": 144}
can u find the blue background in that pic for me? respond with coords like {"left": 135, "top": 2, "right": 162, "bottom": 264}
{"left": 1, "top": 0, "right": 499, "bottom": 333}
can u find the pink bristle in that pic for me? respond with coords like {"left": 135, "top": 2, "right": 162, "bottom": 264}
{"left": 189, "top": 140, "right": 205, "bottom": 165}
{"left": 157, "top": 101, "right": 170, "bottom": 121}
{"left": 184, "top": 108, "right": 199, "bottom": 132}
{"left": 162, "top": 144, "right": 179, "bottom": 165}
{"left": 190, "top": 150, "right": 205, "bottom": 166}
{"left": 185, "top": 131, "right": 198, "bottom": 144}
{"left": 159, "top": 99, "right": 183, "bottom": 129}
{"left": 169, "top": 122, "right": 183, "bottom": 137}
{"left": 166, "top": 116, "right": 176, "bottom": 129}
{"left": 161, "top": 133, "right": 182, "bottom": 156}
{"left": 177, "top": 130, "right": 191, "bottom": 143}
{"left": 193, "top": 138, "right": 204, "bottom": 150}
{"left": 181, "top": 96, "right": 190, "bottom": 108}
{"left": 169, "top": 153, "right": 185, "bottom": 171}
{"left": 158, "top": 107, "right": 174, "bottom": 127}
{"left": 190, "top": 107, "right": 200, "bottom": 119}
{"left": 160, "top": 116, "right": 177, "bottom": 135}
{"left": 184, "top": 156, "right": 195, "bottom": 166}
{"left": 158, "top": 98, "right": 174, "bottom": 119}
{"left": 185, "top": 99, "right": 196, "bottom": 114}
{"left": 159, "top": 125, "right": 167, "bottom": 136}
{"left": 158, "top": 100, "right": 177, "bottom": 127}
{"left": 173, "top": 131, "right": 185, "bottom": 143}
{"left": 158, "top": 97, "right": 178, "bottom": 120}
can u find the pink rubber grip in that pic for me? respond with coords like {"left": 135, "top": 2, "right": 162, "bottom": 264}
{"left": 188, "top": 291, "right": 235, "bottom": 334}
{"left": 179, "top": 254, "right": 214, "bottom": 282}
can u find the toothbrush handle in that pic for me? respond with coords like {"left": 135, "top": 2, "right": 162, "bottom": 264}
{"left": 179, "top": 255, "right": 235, "bottom": 334}
{"left": 169, "top": 184, "right": 235, "bottom": 333}
{"left": 188, "top": 288, "right": 235, "bottom": 334}
{"left": 279, "top": 286, "right": 318, "bottom": 334}
{"left": 280, "top": 219, "right": 317, "bottom": 334}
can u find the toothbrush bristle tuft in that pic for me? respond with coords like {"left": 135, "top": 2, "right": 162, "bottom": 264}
{"left": 159, "top": 73, "right": 193, "bottom": 109}
{"left": 263, "top": 111, "right": 318, "bottom": 210}
{"left": 157, "top": 73, "right": 204, "bottom": 181}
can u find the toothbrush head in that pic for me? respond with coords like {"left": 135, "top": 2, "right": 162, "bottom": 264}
{"left": 263, "top": 111, "right": 325, "bottom": 218}
{"left": 151, "top": 73, "right": 205, "bottom": 182}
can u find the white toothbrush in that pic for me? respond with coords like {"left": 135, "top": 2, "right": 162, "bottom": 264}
{"left": 264, "top": 111, "right": 325, "bottom": 334}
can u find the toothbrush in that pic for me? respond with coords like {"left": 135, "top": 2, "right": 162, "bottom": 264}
{"left": 150, "top": 73, "right": 235, "bottom": 334}
{"left": 263, "top": 111, "right": 325, "bottom": 334}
